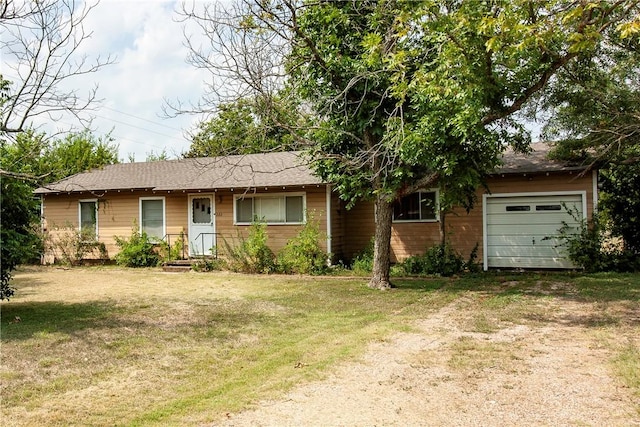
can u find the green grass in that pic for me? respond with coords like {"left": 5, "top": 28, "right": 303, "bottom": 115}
{"left": 2, "top": 267, "right": 639, "bottom": 425}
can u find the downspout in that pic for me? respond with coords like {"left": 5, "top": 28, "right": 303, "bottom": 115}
{"left": 326, "top": 184, "right": 332, "bottom": 265}
{"left": 592, "top": 170, "right": 599, "bottom": 214}
{"left": 40, "top": 195, "right": 45, "bottom": 265}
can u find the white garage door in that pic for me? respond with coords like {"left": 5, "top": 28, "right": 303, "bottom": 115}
{"left": 485, "top": 194, "right": 585, "bottom": 269}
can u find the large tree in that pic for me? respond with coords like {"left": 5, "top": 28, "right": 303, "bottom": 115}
{"left": 180, "top": 0, "right": 639, "bottom": 289}
{"left": 0, "top": 130, "right": 118, "bottom": 299}
{"left": 542, "top": 16, "right": 640, "bottom": 255}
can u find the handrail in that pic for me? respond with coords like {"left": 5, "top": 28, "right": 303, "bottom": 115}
{"left": 192, "top": 232, "right": 218, "bottom": 258}
{"left": 162, "top": 233, "right": 188, "bottom": 260}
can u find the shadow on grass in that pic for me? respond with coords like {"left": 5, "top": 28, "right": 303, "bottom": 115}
{"left": 1, "top": 301, "right": 118, "bottom": 342}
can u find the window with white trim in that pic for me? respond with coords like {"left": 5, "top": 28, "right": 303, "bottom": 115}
{"left": 234, "top": 193, "right": 305, "bottom": 224}
{"left": 393, "top": 190, "right": 439, "bottom": 222}
{"left": 140, "top": 197, "right": 165, "bottom": 239}
{"left": 79, "top": 200, "right": 98, "bottom": 238}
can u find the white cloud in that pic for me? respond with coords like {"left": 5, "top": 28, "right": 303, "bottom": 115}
{"left": 51, "top": 0, "right": 212, "bottom": 161}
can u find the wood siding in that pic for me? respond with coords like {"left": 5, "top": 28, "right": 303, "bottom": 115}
{"left": 344, "top": 171, "right": 595, "bottom": 264}
{"left": 42, "top": 186, "right": 330, "bottom": 262}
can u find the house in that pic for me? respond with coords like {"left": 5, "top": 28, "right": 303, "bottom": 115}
{"left": 35, "top": 144, "right": 597, "bottom": 270}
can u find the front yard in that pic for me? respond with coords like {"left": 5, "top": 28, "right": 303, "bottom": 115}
{"left": 1, "top": 267, "right": 639, "bottom": 426}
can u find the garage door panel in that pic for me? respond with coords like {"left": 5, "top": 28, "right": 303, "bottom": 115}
{"left": 487, "top": 235, "right": 563, "bottom": 247}
{"left": 485, "top": 194, "right": 584, "bottom": 269}
{"left": 487, "top": 256, "right": 576, "bottom": 269}
{"left": 487, "top": 245, "right": 568, "bottom": 258}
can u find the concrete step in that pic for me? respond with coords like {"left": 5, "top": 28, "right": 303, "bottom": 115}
{"left": 162, "top": 264, "right": 192, "bottom": 273}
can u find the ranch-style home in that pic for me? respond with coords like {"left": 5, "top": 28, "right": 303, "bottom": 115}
{"left": 35, "top": 144, "right": 597, "bottom": 270}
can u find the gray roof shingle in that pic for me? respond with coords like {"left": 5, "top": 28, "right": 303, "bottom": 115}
{"left": 35, "top": 145, "right": 585, "bottom": 194}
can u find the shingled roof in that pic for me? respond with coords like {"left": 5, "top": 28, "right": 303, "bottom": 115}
{"left": 35, "top": 144, "right": 585, "bottom": 195}
{"left": 35, "top": 151, "right": 322, "bottom": 194}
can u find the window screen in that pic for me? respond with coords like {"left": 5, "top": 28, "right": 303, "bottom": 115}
{"left": 79, "top": 201, "right": 97, "bottom": 238}
{"left": 141, "top": 199, "right": 164, "bottom": 239}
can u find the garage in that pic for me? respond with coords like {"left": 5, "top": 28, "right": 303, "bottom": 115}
{"left": 483, "top": 192, "right": 586, "bottom": 269}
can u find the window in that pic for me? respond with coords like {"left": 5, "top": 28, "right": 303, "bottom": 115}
{"left": 506, "top": 205, "right": 531, "bottom": 212}
{"left": 234, "top": 194, "right": 305, "bottom": 224}
{"left": 79, "top": 200, "right": 97, "bottom": 238}
{"left": 140, "top": 198, "right": 165, "bottom": 239}
{"left": 393, "top": 190, "right": 438, "bottom": 222}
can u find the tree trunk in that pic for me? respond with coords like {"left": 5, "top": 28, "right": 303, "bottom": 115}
{"left": 368, "top": 193, "right": 393, "bottom": 290}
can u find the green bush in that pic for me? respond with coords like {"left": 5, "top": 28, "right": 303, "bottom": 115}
{"left": 350, "top": 238, "right": 374, "bottom": 275}
{"left": 223, "top": 222, "right": 276, "bottom": 273}
{"left": 277, "top": 218, "right": 327, "bottom": 275}
{"left": 398, "top": 243, "right": 465, "bottom": 277}
{"left": 114, "top": 228, "right": 161, "bottom": 267}
{"left": 555, "top": 209, "right": 640, "bottom": 272}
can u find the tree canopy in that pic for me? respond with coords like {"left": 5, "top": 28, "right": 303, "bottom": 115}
{"left": 181, "top": 0, "right": 640, "bottom": 288}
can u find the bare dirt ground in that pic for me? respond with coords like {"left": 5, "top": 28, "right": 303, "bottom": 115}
{"left": 215, "top": 294, "right": 640, "bottom": 427}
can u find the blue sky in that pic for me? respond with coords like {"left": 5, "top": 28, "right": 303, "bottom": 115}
{"left": 57, "top": 0, "right": 212, "bottom": 161}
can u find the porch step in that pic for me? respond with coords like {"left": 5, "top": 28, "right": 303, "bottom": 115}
{"left": 162, "top": 259, "right": 195, "bottom": 272}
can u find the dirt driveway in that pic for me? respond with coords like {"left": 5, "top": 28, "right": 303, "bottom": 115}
{"left": 215, "top": 292, "right": 639, "bottom": 426}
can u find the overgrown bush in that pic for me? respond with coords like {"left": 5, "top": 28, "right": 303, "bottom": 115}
{"left": 47, "top": 224, "right": 108, "bottom": 266}
{"left": 222, "top": 222, "right": 276, "bottom": 273}
{"left": 555, "top": 209, "right": 640, "bottom": 272}
{"left": 114, "top": 227, "right": 160, "bottom": 267}
{"left": 398, "top": 243, "right": 466, "bottom": 277}
{"left": 158, "top": 230, "right": 187, "bottom": 262}
{"left": 277, "top": 217, "right": 327, "bottom": 275}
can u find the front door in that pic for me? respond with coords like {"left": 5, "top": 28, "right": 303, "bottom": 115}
{"left": 188, "top": 194, "right": 216, "bottom": 256}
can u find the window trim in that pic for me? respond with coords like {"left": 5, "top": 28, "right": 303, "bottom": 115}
{"left": 392, "top": 189, "right": 440, "bottom": 223}
{"left": 233, "top": 192, "right": 306, "bottom": 225}
{"left": 78, "top": 199, "right": 98, "bottom": 239}
{"left": 139, "top": 196, "right": 166, "bottom": 240}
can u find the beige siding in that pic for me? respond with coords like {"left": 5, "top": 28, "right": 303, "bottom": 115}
{"left": 42, "top": 187, "right": 330, "bottom": 262}
{"left": 345, "top": 171, "right": 595, "bottom": 264}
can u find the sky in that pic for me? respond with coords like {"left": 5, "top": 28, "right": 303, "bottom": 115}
{"left": 30, "top": 0, "right": 214, "bottom": 161}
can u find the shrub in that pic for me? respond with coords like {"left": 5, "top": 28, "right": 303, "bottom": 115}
{"left": 158, "top": 230, "right": 187, "bottom": 262}
{"left": 278, "top": 217, "right": 327, "bottom": 275}
{"left": 555, "top": 209, "right": 640, "bottom": 272}
{"left": 398, "top": 243, "right": 465, "bottom": 277}
{"left": 351, "top": 238, "right": 374, "bottom": 275}
{"left": 114, "top": 228, "right": 160, "bottom": 267}
{"left": 222, "top": 222, "right": 276, "bottom": 273}
{"left": 192, "top": 257, "right": 226, "bottom": 272}
{"left": 48, "top": 224, "right": 108, "bottom": 266}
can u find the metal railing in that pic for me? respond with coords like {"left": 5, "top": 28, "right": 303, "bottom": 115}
{"left": 191, "top": 233, "right": 218, "bottom": 258}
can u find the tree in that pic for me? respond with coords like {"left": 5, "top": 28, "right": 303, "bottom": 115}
{"left": 180, "top": 0, "right": 640, "bottom": 289}
{"left": 186, "top": 98, "right": 296, "bottom": 157}
{"left": 0, "top": 130, "right": 118, "bottom": 299}
{"left": 542, "top": 14, "right": 640, "bottom": 255}
{"left": 1, "top": 0, "right": 114, "bottom": 137}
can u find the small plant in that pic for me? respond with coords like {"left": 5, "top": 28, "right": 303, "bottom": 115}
{"left": 48, "top": 223, "right": 108, "bottom": 266}
{"left": 114, "top": 226, "right": 160, "bottom": 267}
{"left": 222, "top": 222, "right": 276, "bottom": 273}
{"left": 192, "top": 257, "right": 226, "bottom": 272}
{"left": 277, "top": 216, "right": 327, "bottom": 275}
{"left": 351, "top": 238, "right": 374, "bottom": 275}
{"left": 159, "top": 230, "right": 187, "bottom": 263}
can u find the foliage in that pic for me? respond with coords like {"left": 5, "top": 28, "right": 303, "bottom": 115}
{"left": 0, "top": 130, "right": 118, "bottom": 295}
{"left": 398, "top": 244, "right": 466, "bottom": 277}
{"left": 46, "top": 224, "right": 108, "bottom": 266}
{"left": 350, "top": 239, "right": 375, "bottom": 275}
{"left": 186, "top": 98, "right": 297, "bottom": 158}
{"left": 158, "top": 231, "right": 187, "bottom": 262}
{"left": 222, "top": 222, "right": 276, "bottom": 274}
{"left": 554, "top": 208, "right": 640, "bottom": 272}
{"left": 600, "top": 162, "right": 640, "bottom": 255}
{"left": 0, "top": 177, "right": 41, "bottom": 299}
{"left": 191, "top": 257, "right": 226, "bottom": 272}
{"left": 114, "top": 227, "right": 161, "bottom": 268}
{"left": 277, "top": 217, "right": 327, "bottom": 275}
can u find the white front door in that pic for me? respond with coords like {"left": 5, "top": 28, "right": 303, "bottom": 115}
{"left": 188, "top": 194, "right": 216, "bottom": 256}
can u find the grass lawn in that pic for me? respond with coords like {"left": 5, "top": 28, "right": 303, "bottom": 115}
{"left": 1, "top": 266, "right": 639, "bottom": 426}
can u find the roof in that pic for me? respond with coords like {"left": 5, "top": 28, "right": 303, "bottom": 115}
{"left": 497, "top": 142, "right": 586, "bottom": 174}
{"left": 35, "top": 151, "right": 323, "bottom": 194}
{"left": 35, "top": 144, "right": 585, "bottom": 195}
